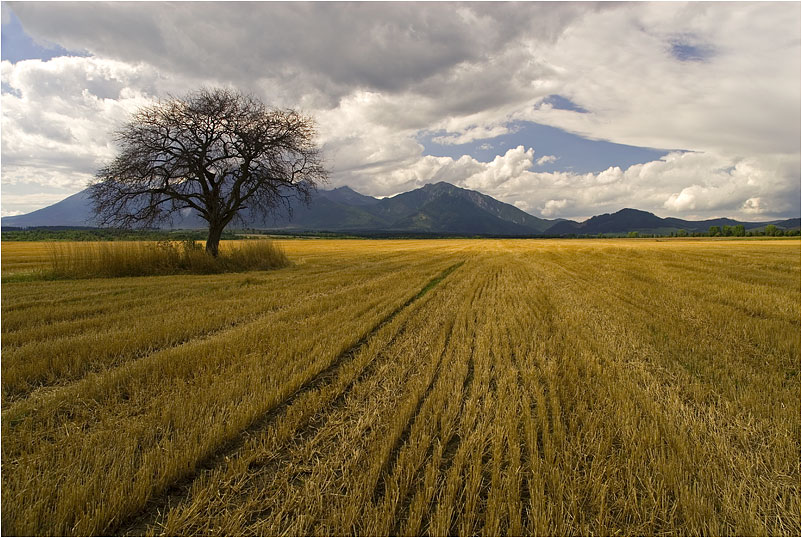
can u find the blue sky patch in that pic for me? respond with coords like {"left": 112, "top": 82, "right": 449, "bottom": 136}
{"left": 2, "top": 81, "right": 21, "bottom": 97}
{"left": 1, "top": 8, "right": 87, "bottom": 63}
{"left": 420, "top": 121, "right": 672, "bottom": 174}
{"left": 541, "top": 94, "right": 588, "bottom": 113}
{"left": 669, "top": 38, "right": 714, "bottom": 62}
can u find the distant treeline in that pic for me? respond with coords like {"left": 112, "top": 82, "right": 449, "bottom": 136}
{"left": 1, "top": 227, "right": 237, "bottom": 242}
{"left": 2, "top": 225, "right": 799, "bottom": 242}
{"left": 664, "top": 224, "right": 799, "bottom": 238}
{"left": 704, "top": 224, "right": 798, "bottom": 237}
{"left": 225, "top": 226, "right": 802, "bottom": 239}
{"left": 562, "top": 228, "right": 800, "bottom": 239}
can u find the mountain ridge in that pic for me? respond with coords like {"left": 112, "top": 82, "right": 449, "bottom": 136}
{"left": 2, "top": 182, "right": 799, "bottom": 236}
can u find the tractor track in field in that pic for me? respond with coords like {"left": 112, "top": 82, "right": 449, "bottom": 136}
{"left": 3, "top": 297, "right": 307, "bottom": 410}
{"left": 369, "top": 309, "right": 458, "bottom": 506}
{"left": 382, "top": 270, "right": 490, "bottom": 536}
{"left": 232, "top": 262, "right": 466, "bottom": 533}
{"left": 3, "top": 311, "right": 275, "bottom": 407}
{"left": 3, "top": 269, "right": 433, "bottom": 412}
{"left": 116, "top": 261, "right": 464, "bottom": 537}
{"left": 409, "top": 272, "right": 495, "bottom": 537}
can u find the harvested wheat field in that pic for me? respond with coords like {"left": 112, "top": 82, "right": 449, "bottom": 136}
{"left": 1, "top": 238, "right": 799, "bottom": 536}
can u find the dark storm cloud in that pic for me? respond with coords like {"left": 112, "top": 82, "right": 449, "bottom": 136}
{"left": 8, "top": 2, "right": 589, "bottom": 101}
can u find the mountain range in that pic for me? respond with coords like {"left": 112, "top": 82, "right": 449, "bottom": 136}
{"left": 2, "top": 182, "right": 799, "bottom": 236}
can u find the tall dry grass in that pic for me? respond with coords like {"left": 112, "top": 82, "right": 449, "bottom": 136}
{"left": 1, "top": 238, "right": 799, "bottom": 536}
{"left": 46, "top": 239, "right": 288, "bottom": 278}
{"left": 1, "top": 240, "right": 463, "bottom": 536}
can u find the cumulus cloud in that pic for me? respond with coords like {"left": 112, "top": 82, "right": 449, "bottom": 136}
{"left": 351, "top": 149, "right": 799, "bottom": 221}
{"left": 1, "top": 57, "right": 170, "bottom": 192}
{"left": 1, "top": 2, "right": 799, "bottom": 220}
{"left": 520, "top": 3, "right": 800, "bottom": 158}
{"left": 432, "top": 124, "right": 513, "bottom": 146}
{"left": 541, "top": 199, "right": 570, "bottom": 217}
{"left": 741, "top": 198, "right": 767, "bottom": 215}
{"left": 527, "top": 152, "right": 799, "bottom": 220}
{"left": 7, "top": 2, "right": 584, "bottom": 104}
{"left": 333, "top": 145, "right": 535, "bottom": 198}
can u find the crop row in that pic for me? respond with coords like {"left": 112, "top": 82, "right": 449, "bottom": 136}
{"left": 1, "top": 239, "right": 799, "bottom": 535}
{"left": 1, "top": 241, "right": 464, "bottom": 535}
{"left": 141, "top": 241, "right": 799, "bottom": 535}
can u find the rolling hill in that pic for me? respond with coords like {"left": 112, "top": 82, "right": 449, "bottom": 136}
{"left": 2, "top": 182, "right": 798, "bottom": 236}
{"left": 546, "top": 208, "right": 800, "bottom": 236}
{"left": 1, "top": 182, "right": 554, "bottom": 235}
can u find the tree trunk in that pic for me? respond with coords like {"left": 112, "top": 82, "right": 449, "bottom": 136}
{"left": 205, "top": 222, "right": 225, "bottom": 257}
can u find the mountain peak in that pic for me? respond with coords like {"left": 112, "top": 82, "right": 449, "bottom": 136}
{"left": 422, "top": 181, "right": 461, "bottom": 191}
{"left": 615, "top": 208, "right": 656, "bottom": 216}
{"left": 318, "top": 185, "right": 379, "bottom": 207}
{"left": 3, "top": 181, "right": 797, "bottom": 236}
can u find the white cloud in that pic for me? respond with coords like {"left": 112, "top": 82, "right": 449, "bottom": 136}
{"left": 0, "top": 191, "right": 77, "bottom": 215}
{"left": 536, "top": 155, "right": 557, "bottom": 166}
{"left": 432, "top": 124, "right": 512, "bottom": 146}
{"left": 1, "top": 57, "right": 170, "bottom": 192}
{"left": 741, "top": 197, "right": 765, "bottom": 215}
{"left": 351, "top": 149, "right": 799, "bottom": 221}
{"left": 334, "top": 145, "right": 535, "bottom": 198}
{"left": 462, "top": 146, "right": 535, "bottom": 191}
{"left": 520, "top": 3, "right": 800, "bottom": 159}
{"left": 1, "top": 2, "right": 798, "bottom": 220}
{"left": 541, "top": 199, "right": 569, "bottom": 217}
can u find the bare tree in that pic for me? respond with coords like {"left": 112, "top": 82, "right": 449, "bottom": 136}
{"left": 90, "top": 88, "right": 327, "bottom": 256}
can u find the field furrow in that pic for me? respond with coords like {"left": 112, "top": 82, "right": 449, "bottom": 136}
{"left": 2, "top": 245, "right": 460, "bottom": 536}
{"left": 118, "top": 261, "right": 464, "bottom": 535}
{"left": 148, "top": 260, "right": 473, "bottom": 536}
{"left": 1, "top": 238, "right": 799, "bottom": 536}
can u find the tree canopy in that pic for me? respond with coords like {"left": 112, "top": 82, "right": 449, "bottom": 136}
{"left": 90, "top": 88, "right": 327, "bottom": 256}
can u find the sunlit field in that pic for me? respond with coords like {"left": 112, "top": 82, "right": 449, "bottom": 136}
{"left": 2, "top": 238, "right": 799, "bottom": 536}
{"left": 1, "top": 239, "right": 288, "bottom": 278}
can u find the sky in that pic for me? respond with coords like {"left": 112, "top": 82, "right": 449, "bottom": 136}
{"left": 1, "top": 1, "right": 800, "bottom": 221}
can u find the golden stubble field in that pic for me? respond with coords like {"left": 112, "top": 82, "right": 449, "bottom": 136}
{"left": 1, "top": 238, "right": 800, "bottom": 536}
